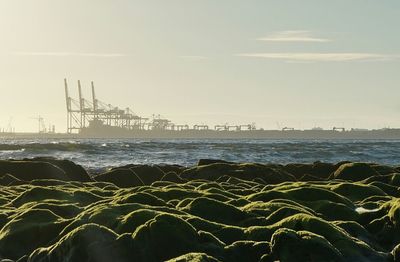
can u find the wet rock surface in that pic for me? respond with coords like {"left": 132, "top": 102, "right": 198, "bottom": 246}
{"left": 0, "top": 159, "right": 399, "bottom": 261}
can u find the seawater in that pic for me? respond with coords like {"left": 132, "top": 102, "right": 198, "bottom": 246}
{"left": 0, "top": 139, "right": 399, "bottom": 171}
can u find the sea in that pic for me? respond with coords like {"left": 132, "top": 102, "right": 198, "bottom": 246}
{"left": 0, "top": 139, "right": 399, "bottom": 172}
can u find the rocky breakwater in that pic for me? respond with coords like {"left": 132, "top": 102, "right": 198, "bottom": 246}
{"left": 0, "top": 157, "right": 400, "bottom": 261}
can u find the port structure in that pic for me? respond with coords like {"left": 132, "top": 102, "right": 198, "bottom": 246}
{"left": 194, "top": 125, "right": 209, "bottom": 131}
{"left": 333, "top": 127, "right": 346, "bottom": 132}
{"left": 214, "top": 124, "right": 256, "bottom": 131}
{"left": 282, "top": 127, "right": 295, "bottom": 131}
{"left": 65, "top": 79, "right": 150, "bottom": 134}
{"left": 64, "top": 79, "right": 257, "bottom": 134}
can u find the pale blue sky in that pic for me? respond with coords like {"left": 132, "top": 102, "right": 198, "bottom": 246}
{"left": 0, "top": 0, "right": 399, "bottom": 131}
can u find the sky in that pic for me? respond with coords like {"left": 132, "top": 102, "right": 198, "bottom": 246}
{"left": 0, "top": 0, "right": 399, "bottom": 132}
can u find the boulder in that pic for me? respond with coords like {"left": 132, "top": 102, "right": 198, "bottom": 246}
{"left": 0, "top": 160, "right": 69, "bottom": 181}
{"left": 332, "top": 163, "right": 379, "bottom": 182}
{"left": 166, "top": 253, "right": 221, "bottom": 262}
{"left": 161, "top": 172, "right": 186, "bottom": 184}
{"left": 198, "top": 159, "right": 234, "bottom": 166}
{"left": 94, "top": 169, "right": 144, "bottom": 188}
{"left": 0, "top": 209, "right": 68, "bottom": 260}
{"left": 24, "top": 157, "right": 92, "bottom": 182}
{"left": 224, "top": 241, "right": 270, "bottom": 262}
{"left": 109, "top": 164, "right": 166, "bottom": 185}
{"left": 115, "top": 209, "right": 160, "bottom": 234}
{"left": 132, "top": 214, "right": 201, "bottom": 261}
{"left": 28, "top": 223, "right": 132, "bottom": 262}
{"left": 156, "top": 164, "right": 186, "bottom": 175}
{"left": 391, "top": 244, "right": 400, "bottom": 262}
{"left": 130, "top": 165, "right": 165, "bottom": 185}
{"left": 180, "top": 197, "right": 252, "bottom": 226}
{"left": 181, "top": 163, "right": 295, "bottom": 184}
{"left": 0, "top": 174, "right": 21, "bottom": 186}
{"left": 284, "top": 162, "right": 336, "bottom": 180}
{"left": 270, "top": 228, "right": 344, "bottom": 262}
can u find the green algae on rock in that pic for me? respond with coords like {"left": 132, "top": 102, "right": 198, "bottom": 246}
{"left": 0, "top": 160, "right": 399, "bottom": 261}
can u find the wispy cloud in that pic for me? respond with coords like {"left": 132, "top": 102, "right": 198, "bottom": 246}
{"left": 237, "top": 53, "right": 398, "bottom": 62}
{"left": 12, "top": 52, "right": 126, "bottom": 57}
{"left": 258, "top": 30, "right": 330, "bottom": 43}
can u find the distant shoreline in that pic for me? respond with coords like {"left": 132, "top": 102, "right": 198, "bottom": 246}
{"left": 2, "top": 128, "right": 400, "bottom": 140}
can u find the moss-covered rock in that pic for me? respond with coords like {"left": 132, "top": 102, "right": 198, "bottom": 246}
{"left": 166, "top": 252, "right": 221, "bottom": 262}
{"left": 224, "top": 241, "right": 270, "bottom": 262}
{"left": 94, "top": 169, "right": 144, "bottom": 188}
{"left": 161, "top": 172, "right": 186, "bottom": 183}
{"left": 18, "top": 202, "right": 82, "bottom": 219}
{"left": 270, "top": 214, "right": 387, "bottom": 261}
{"left": 115, "top": 209, "right": 160, "bottom": 234}
{"left": 28, "top": 223, "right": 129, "bottom": 262}
{"left": 113, "top": 192, "right": 167, "bottom": 206}
{"left": 132, "top": 214, "right": 201, "bottom": 261}
{"left": 0, "top": 159, "right": 399, "bottom": 260}
{"left": 305, "top": 200, "right": 359, "bottom": 221}
{"left": 330, "top": 182, "right": 387, "bottom": 202}
{"left": 270, "top": 228, "right": 344, "bottom": 262}
{"left": 284, "top": 162, "right": 336, "bottom": 180}
{"left": 0, "top": 209, "right": 68, "bottom": 260}
{"left": 0, "top": 161, "right": 68, "bottom": 181}
{"left": 181, "top": 163, "right": 296, "bottom": 184}
{"left": 0, "top": 174, "right": 22, "bottom": 186}
{"left": 129, "top": 165, "right": 165, "bottom": 185}
{"left": 25, "top": 157, "right": 92, "bottom": 182}
{"left": 180, "top": 197, "right": 252, "bottom": 226}
{"left": 11, "top": 187, "right": 72, "bottom": 207}
{"left": 333, "top": 163, "right": 379, "bottom": 182}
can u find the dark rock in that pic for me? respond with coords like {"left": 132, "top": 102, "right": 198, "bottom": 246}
{"left": 331, "top": 182, "right": 387, "bottom": 202}
{"left": 28, "top": 223, "right": 132, "bottom": 262}
{"left": 198, "top": 159, "right": 235, "bottom": 166}
{"left": 156, "top": 164, "right": 186, "bottom": 175}
{"left": 0, "top": 209, "right": 69, "bottom": 260}
{"left": 270, "top": 228, "right": 344, "bottom": 262}
{"left": 0, "top": 174, "right": 22, "bottom": 186}
{"left": 166, "top": 253, "right": 221, "bottom": 262}
{"left": 370, "top": 164, "right": 397, "bottom": 176}
{"left": 114, "top": 192, "right": 167, "bottom": 206}
{"left": 299, "top": 174, "right": 323, "bottom": 181}
{"left": 224, "top": 241, "right": 270, "bottom": 262}
{"left": 133, "top": 214, "right": 201, "bottom": 261}
{"left": 94, "top": 168, "right": 144, "bottom": 188}
{"left": 284, "top": 162, "right": 336, "bottom": 180}
{"left": 392, "top": 244, "right": 400, "bottom": 262}
{"left": 332, "top": 163, "right": 379, "bottom": 181}
{"left": 180, "top": 197, "right": 252, "bottom": 226}
{"left": 161, "top": 172, "right": 186, "bottom": 183}
{"left": 181, "top": 163, "right": 296, "bottom": 184}
{"left": 115, "top": 209, "right": 160, "bottom": 234}
{"left": 24, "top": 157, "right": 92, "bottom": 182}
{"left": 130, "top": 165, "right": 165, "bottom": 185}
{"left": 0, "top": 160, "right": 69, "bottom": 181}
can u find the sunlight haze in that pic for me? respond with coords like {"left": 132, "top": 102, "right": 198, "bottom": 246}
{"left": 0, "top": 0, "right": 399, "bottom": 132}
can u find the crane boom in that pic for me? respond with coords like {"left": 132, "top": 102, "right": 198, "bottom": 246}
{"left": 64, "top": 78, "right": 70, "bottom": 111}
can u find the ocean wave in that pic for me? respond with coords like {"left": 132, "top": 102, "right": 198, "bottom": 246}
{"left": 0, "top": 139, "right": 400, "bottom": 168}
{"left": 0, "top": 143, "right": 96, "bottom": 152}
